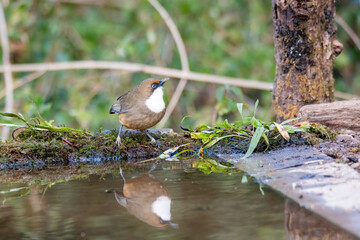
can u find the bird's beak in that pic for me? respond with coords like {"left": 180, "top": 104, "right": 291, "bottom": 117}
{"left": 161, "top": 220, "right": 179, "bottom": 229}
{"left": 168, "top": 221, "right": 179, "bottom": 229}
{"left": 159, "top": 78, "right": 169, "bottom": 86}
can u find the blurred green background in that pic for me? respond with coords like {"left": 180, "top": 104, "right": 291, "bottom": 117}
{"left": 0, "top": 0, "right": 359, "bottom": 131}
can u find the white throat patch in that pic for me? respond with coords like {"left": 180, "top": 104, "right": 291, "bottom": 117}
{"left": 145, "top": 87, "right": 165, "bottom": 113}
{"left": 152, "top": 196, "right": 171, "bottom": 221}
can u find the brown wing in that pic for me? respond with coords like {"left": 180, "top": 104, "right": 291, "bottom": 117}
{"left": 123, "top": 174, "right": 170, "bottom": 199}
{"left": 109, "top": 91, "right": 131, "bottom": 114}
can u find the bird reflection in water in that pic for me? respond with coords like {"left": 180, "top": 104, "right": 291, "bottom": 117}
{"left": 114, "top": 166, "right": 178, "bottom": 228}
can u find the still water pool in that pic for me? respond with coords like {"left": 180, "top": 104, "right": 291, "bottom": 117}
{"left": 0, "top": 166, "right": 354, "bottom": 240}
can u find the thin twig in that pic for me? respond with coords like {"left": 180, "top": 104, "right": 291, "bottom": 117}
{"left": 148, "top": 0, "right": 190, "bottom": 127}
{"left": 0, "top": 2, "right": 13, "bottom": 140}
{"left": 335, "top": 15, "right": 360, "bottom": 51}
{"left": 49, "top": 0, "right": 121, "bottom": 8}
{"left": 0, "top": 71, "right": 46, "bottom": 99}
{"left": 334, "top": 91, "right": 359, "bottom": 100}
{"left": 0, "top": 61, "right": 356, "bottom": 100}
{"left": 0, "top": 61, "right": 274, "bottom": 90}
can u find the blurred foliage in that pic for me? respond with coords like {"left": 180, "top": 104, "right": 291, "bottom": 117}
{"left": 0, "top": 0, "right": 359, "bottom": 133}
{"left": 335, "top": 0, "right": 360, "bottom": 94}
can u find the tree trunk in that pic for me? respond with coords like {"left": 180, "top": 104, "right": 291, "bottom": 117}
{"left": 285, "top": 200, "right": 358, "bottom": 240}
{"left": 272, "top": 0, "right": 343, "bottom": 122}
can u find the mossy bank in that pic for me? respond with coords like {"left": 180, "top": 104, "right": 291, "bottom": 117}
{"left": 0, "top": 123, "right": 337, "bottom": 170}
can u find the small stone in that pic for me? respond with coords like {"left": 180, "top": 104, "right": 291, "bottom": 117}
{"left": 336, "top": 134, "right": 354, "bottom": 144}
{"left": 342, "top": 129, "right": 356, "bottom": 135}
{"left": 342, "top": 156, "right": 350, "bottom": 163}
{"left": 351, "top": 163, "right": 360, "bottom": 169}
{"left": 347, "top": 156, "right": 359, "bottom": 163}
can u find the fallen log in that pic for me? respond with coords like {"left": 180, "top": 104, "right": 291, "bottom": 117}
{"left": 298, "top": 100, "right": 360, "bottom": 131}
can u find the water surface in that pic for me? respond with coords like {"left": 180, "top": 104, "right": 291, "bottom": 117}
{"left": 0, "top": 167, "right": 285, "bottom": 239}
{"left": 1, "top": 166, "right": 355, "bottom": 240}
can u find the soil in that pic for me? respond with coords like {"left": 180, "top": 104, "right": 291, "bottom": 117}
{"left": 314, "top": 129, "right": 360, "bottom": 174}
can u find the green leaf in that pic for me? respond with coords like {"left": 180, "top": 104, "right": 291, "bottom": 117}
{"left": 261, "top": 131, "right": 269, "bottom": 146}
{"left": 202, "top": 134, "right": 239, "bottom": 150}
{"left": 0, "top": 123, "right": 24, "bottom": 128}
{"left": 216, "top": 86, "right": 225, "bottom": 101}
{"left": 195, "top": 124, "right": 211, "bottom": 132}
{"left": 251, "top": 117, "right": 263, "bottom": 128}
{"left": 0, "top": 186, "right": 30, "bottom": 198}
{"left": 280, "top": 117, "right": 299, "bottom": 125}
{"left": 0, "top": 112, "right": 26, "bottom": 122}
{"left": 283, "top": 125, "right": 307, "bottom": 133}
{"left": 190, "top": 132, "right": 212, "bottom": 141}
{"left": 214, "top": 119, "right": 232, "bottom": 129}
{"left": 253, "top": 99, "right": 259, "bottom": 117}
{"left": 230, "top": 86, "right": 243, "bottom": 100}
{"left": 193, "top": 159, "right": 232, "bottom": 174}
{"left": 241, "top": 126, "right": 264, "bottom": 159}
{"left": 259, "top": 184, "right": 265, "bottom": 196}
{"left": 241, "top": 175, "right": 248, "bottom": 183}
{"left": 194, "top": 160, "right": 213, "bottom": 174}
{"left": 242, "top": 116, "right": 253, "bottom": 125}
{"left": 158, "top": 143, "right": 190, "bottom": 160}
{"left": 171, "top": 149, "right": 196, "bottom": 159}
{"left": 237, "top": 103, "right": 244, "bottom": 118}
{"left": 180, "top": 115, "right": 193, "bottom": 132}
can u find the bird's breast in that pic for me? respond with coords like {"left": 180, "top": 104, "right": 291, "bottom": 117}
{"left": 118, "top": 109, "right": 165, "bottom": 130}
{"left": 145, "top": 87, "right": 165, "bottom": 113}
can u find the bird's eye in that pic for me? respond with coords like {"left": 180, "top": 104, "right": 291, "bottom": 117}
{"left": 151, "top": 83, "right": 157, "bottom": 89}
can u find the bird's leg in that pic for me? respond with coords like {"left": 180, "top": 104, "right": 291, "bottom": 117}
{"left": 148, "top": 164, "right": 158, "bottom": 174}
{"left": 119, "top": 166, "right": 126, "bottom": 183}
{"left": 116, "top": 125, "right": 123, "bottom": 147}
{"left": 145, "top": 130, "right": 156, "bottom": 144}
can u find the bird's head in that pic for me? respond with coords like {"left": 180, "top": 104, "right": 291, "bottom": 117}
{"left": 137, "top": 78, "right": 168, "bottom": 99}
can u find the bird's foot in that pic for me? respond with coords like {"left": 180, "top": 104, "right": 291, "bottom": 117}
{"left": 146, "top": 131, "right": 157, "bottom": 145}
{"left": 150, "top": 138, "right": 156, "bottom": 145}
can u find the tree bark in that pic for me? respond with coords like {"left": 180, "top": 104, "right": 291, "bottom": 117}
{"left": 272, "top": 0, "right": 343, "bottom": 121}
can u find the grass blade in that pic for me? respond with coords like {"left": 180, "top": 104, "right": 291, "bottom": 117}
{"left": 280, "top": 117, "right": 299, "bottom": 125}
{"left": 0, "top": 123, "right": 24, "bottom": 128}
{"left": 0, "top": 112, "right": 26, "bottom": 122}
{"left": 253, "top": 99, "right": 259, "bottom": 117}
{"left": 237, "top": 103, "right": 244, "bottom": 118}
{"left": 241, "top": 126, "right": 264, "bottom": 159}
{"left": 202, "top": 135, "right": 239, "bottom": 150}
{"left": 158, "top": 143, "right": 191, "bottom": 160}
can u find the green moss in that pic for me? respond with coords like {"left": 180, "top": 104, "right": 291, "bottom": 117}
{"left": 0, "top": 110, "right": 339, "bottom": 170}
{"left": 309, "top": 124, "right": 338, "bottom": 141}
{"left": 0, "top": 128, "right": 202, "bottom": 169}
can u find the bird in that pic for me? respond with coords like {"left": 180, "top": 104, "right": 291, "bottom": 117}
{"left": 114, "top": 167, "right": 178, "bottom": 228}
{"left": 109, "top": 78, "right": 168, "bottom": 146}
